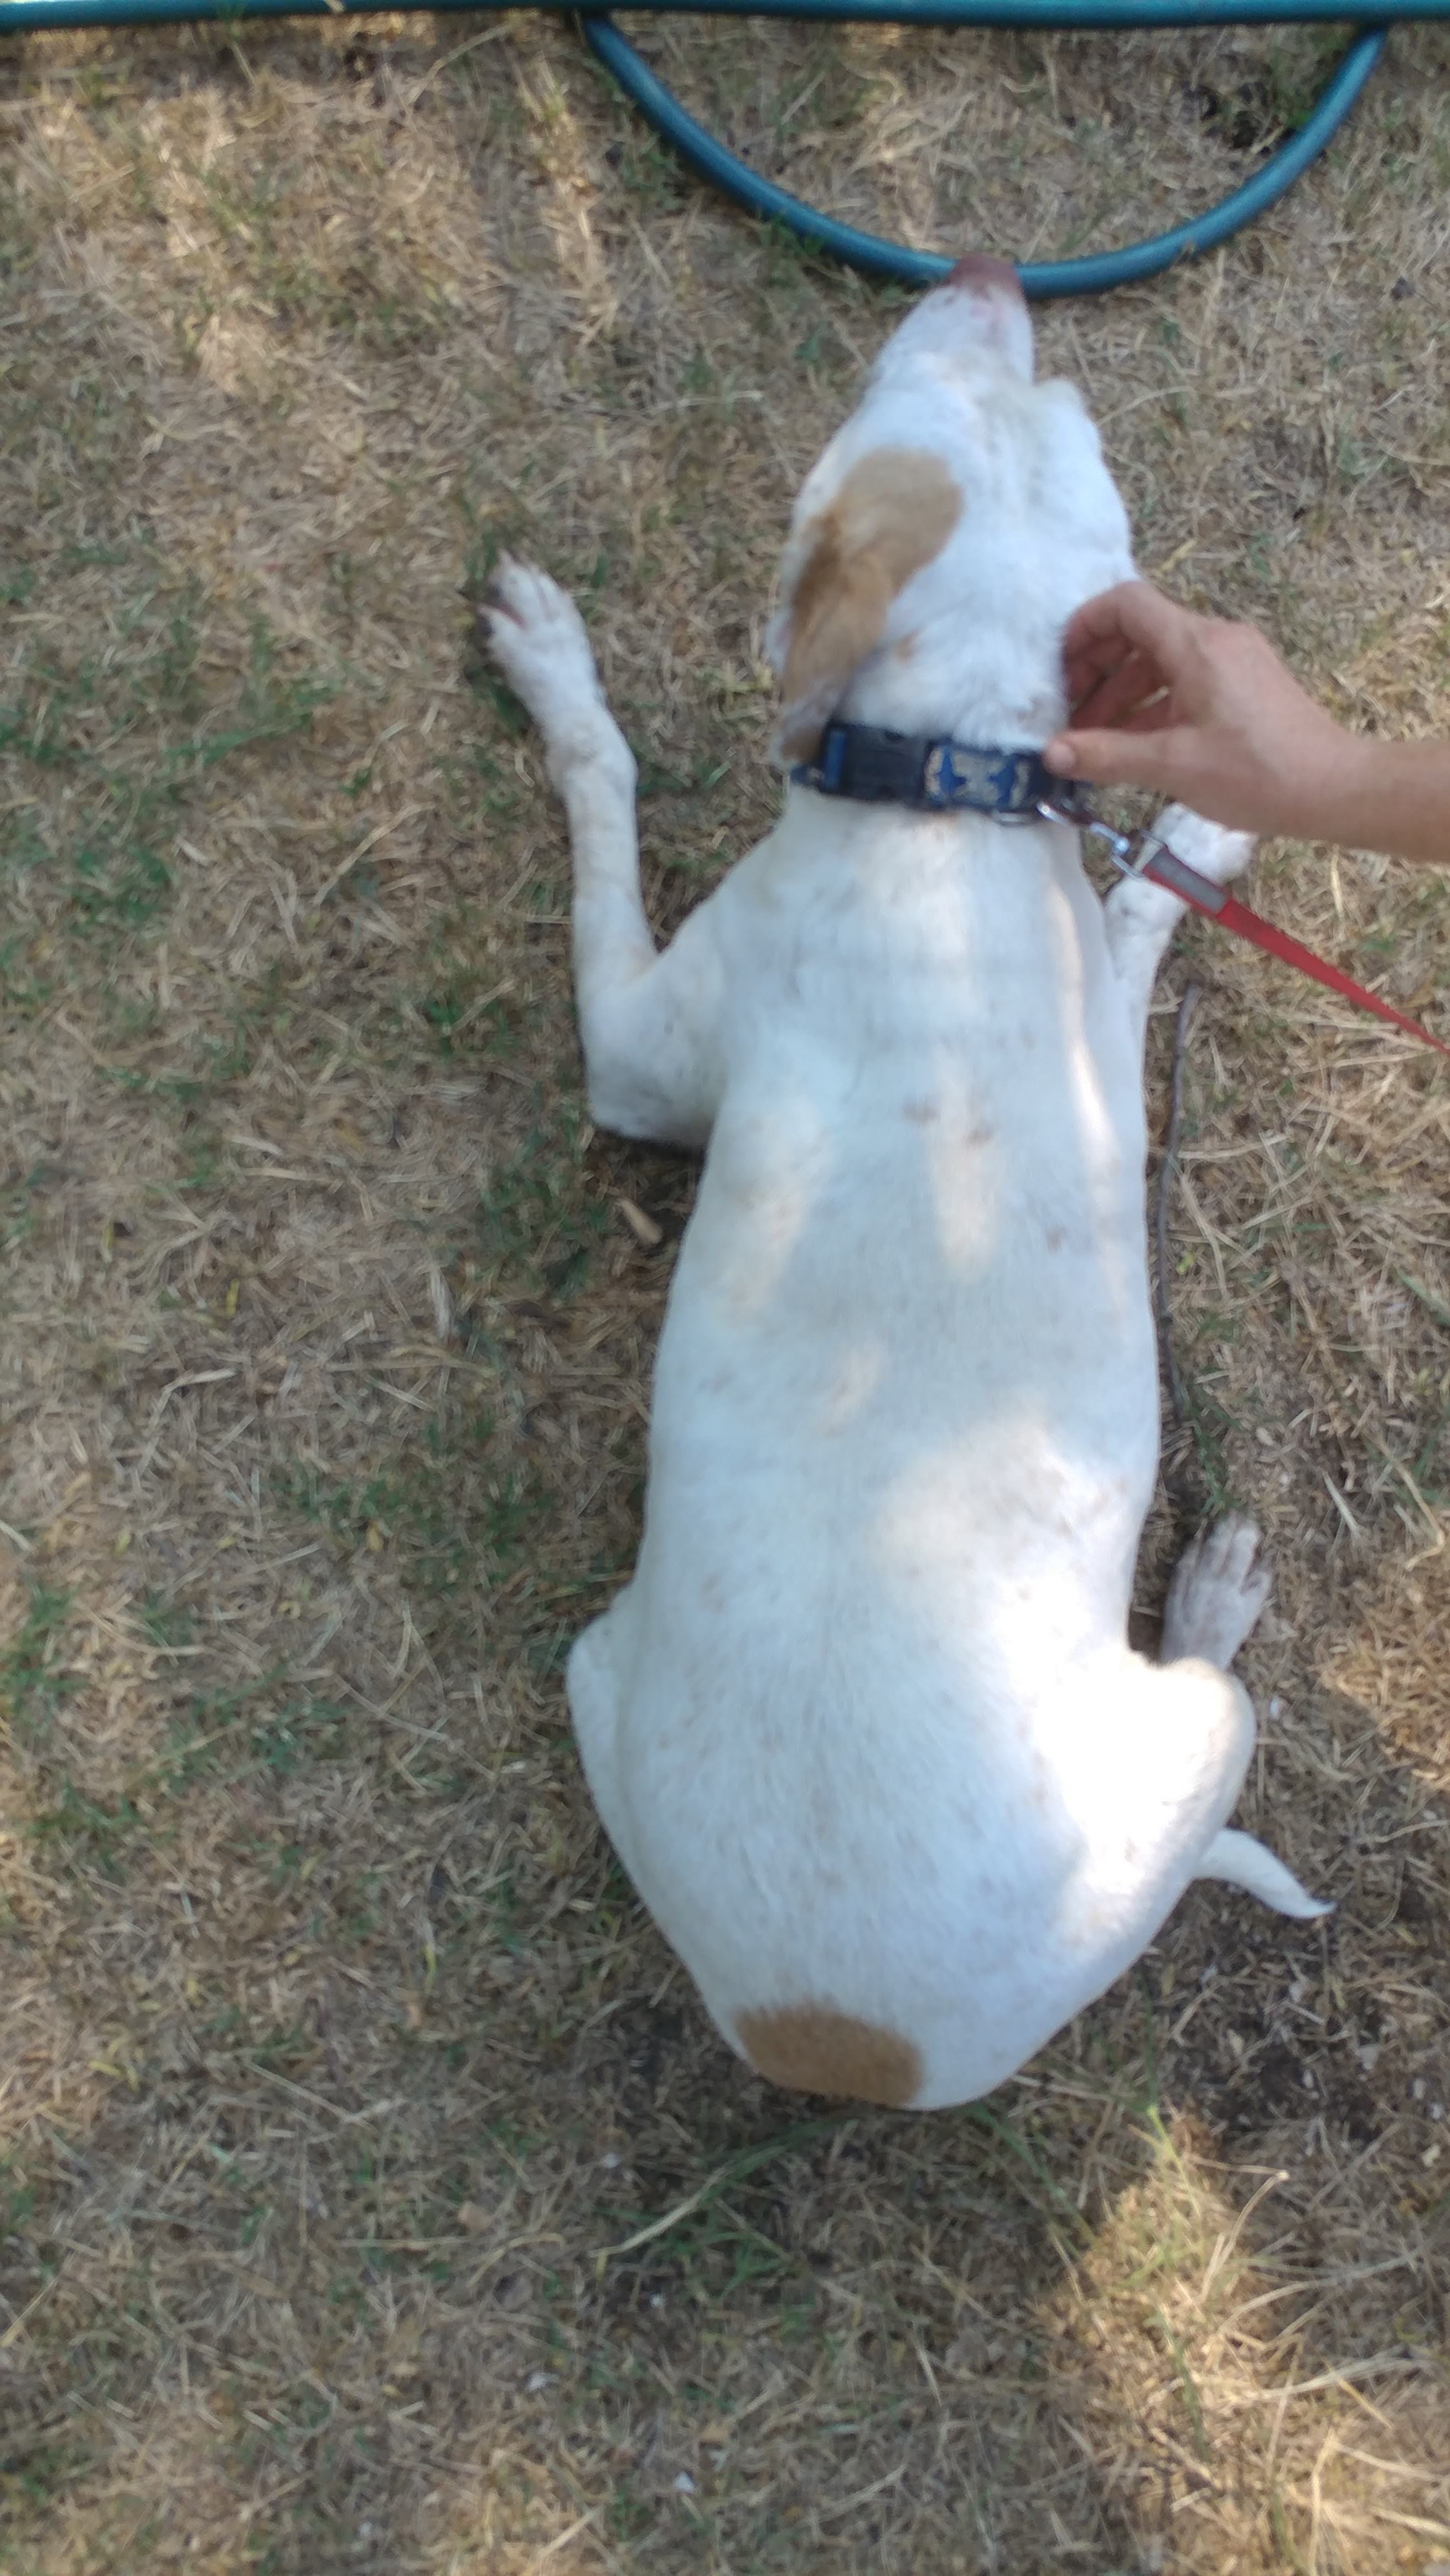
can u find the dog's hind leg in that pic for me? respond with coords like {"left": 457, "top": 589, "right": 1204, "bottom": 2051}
{"left": 566, "top": 1599, "right": 639, "bottom": 1887}
{"left": 1161, "top": 1515, "right": 1330, "bottom": 1920}
{"left": 1102, "top": 806, "right": 1253, "bottom": 1060}
{"left": 481, "top": 559, "right": 727, "bottom": 1147}
{"left": 1161, "top": 1513, "right": 1270, "bottom": 1670}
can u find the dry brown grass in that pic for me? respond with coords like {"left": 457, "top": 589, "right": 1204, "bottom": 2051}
{"left": 2, "top": 11, "right": 1450, "bottom": 2570}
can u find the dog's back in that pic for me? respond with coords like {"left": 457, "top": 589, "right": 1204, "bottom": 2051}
{"left": 584, "top": 783, "right": 1174, "bottom": 2108}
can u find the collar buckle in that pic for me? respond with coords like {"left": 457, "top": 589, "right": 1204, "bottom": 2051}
{"left": 794, "top": 722, "right": 1058, "bottom": 818}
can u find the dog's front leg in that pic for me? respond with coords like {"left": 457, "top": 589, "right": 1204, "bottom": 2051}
{"left": 483, "top": 560, "right": 726, "bottom": 1146}
{"left": 482, "top": 558, "right": 655, "bottom": 1021}
{"left": 1102, "top": 806, "right": 1254, "bottom": 1059}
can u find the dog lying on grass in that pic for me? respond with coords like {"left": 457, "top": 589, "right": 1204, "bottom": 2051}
{"left": 481, "top": 255, "right": 1327, "bottom": 2113}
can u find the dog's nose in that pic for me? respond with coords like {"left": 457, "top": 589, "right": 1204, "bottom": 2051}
{"left": 947, "top": 254, "right": 1026, "bottom": 303}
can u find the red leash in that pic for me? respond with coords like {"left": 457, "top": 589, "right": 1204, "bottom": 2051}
{"left": 1138, "top": 835, "right": 1450, "bottom": 1061}
{"left": 1049, "top": 794, "right": 1450, "bottom": 1062}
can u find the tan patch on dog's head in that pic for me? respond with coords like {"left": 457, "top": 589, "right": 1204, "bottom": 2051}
{"left": 737, "top": 2001, "right": 923, "bottom": 2106}
{"left": 774, "top": 446, "right": 961, "bottom": 765}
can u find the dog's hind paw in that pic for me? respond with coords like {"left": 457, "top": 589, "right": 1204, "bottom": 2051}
{"left": 1161, "top": 1514, "right": 1270, "bottom": 1670}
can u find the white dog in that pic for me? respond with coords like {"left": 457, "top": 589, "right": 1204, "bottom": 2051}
{"left": 483, "top": 257, "right": 1327, "bottom": 2113}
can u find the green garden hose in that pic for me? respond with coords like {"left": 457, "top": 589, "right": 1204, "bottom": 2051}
{"left": 584, "top": 11, "right": 1387, "bottom": 295}
{"left": 0, "top": 0, "right": 1436, "bottom": 295}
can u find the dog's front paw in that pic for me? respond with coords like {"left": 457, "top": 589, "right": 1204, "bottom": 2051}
{"left": 479, "top": 557, "right": 607, "bottom": 748}
{"left": 1156, "top": 804, "right": 1254, "bottom": 889}
{"left": 1162, "top": 1515, "right": 1270, "bottom": 1669}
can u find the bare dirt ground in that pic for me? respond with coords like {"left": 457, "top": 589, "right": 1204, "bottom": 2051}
{"left": 2, "top": 11, "right": 1449, "bottom": 2570}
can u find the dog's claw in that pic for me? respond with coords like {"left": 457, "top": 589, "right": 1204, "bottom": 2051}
{"left": 480, "top": 552, "right": 526, "bottom": 625}
{"left": 477, "top": 557, "right": 622, "bottom": 781}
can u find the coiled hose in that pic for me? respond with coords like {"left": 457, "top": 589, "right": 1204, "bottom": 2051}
{"left": 3, "top": 0, "right": 1442, "bottom": 294}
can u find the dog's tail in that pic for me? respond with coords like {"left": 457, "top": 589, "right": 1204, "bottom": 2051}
{"left": 1196, "top": 1827, "right": 1332, "bottom": 1920}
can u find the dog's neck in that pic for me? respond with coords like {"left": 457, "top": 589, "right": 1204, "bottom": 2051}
{"left": 831, "top": 627, "right": 1067, "bottom": 758}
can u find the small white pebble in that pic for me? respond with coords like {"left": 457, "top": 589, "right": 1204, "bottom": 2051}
{"left": 526, "top": 2371, "right": 555, "bottom": 2394}
{"left": 650, "top": 2293, "right": 665, "bottom": 2310}
{"left": 1268, "top": 1695, "right": 1285, "bottom": 1720}
{"left": 1357, "top": 2043, "right": 1381, "bottom": 2073}
{"left": 673, "top": 2473, "right": 697, "bottom": 2495}
{"left": 618, "top": 1194, "right": 665, "bottom": 1249}
{"left": 599, "top": 2151, "right": 622, "bottom": 2170}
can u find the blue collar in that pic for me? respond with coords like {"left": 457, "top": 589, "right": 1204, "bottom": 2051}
{"left": 791, "top": 720, "right": 1057, "bottom": 818}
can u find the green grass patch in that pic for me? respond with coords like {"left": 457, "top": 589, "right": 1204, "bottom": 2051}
{"left": 0, "top": 1584, "right": 76, "bottom": 1743}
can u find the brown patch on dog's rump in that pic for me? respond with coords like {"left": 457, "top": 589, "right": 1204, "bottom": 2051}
{"left": 737, "top": 2002, "right": 924, "bottom": 2105}
{"left": 776, "top": 446, "right": 961, "bottom": 762}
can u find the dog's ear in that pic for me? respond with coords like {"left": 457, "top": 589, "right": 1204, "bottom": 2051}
{"left": 773, "top": 446, "right": 961, "bottom": 766}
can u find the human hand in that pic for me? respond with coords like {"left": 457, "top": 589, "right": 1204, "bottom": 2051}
{"left": 1043, "top": 581, "right": 1355, "bottom": 842}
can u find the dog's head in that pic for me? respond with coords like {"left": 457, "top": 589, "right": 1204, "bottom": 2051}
{"left": 767, "top": 258, "right": 1135, "bottom": 766}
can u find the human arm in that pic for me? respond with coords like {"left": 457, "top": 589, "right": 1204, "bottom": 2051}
{"left": 1043, "top": 581, "right": 1450, "bottom": 867}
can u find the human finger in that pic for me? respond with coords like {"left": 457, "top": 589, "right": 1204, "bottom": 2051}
{"left": 1058, "top": 580, "right": 1187, "bottom": 667}
{"left": 1068, "top": 651, "right": 1166, "bottom": 731}
{"left": 1057, "top": 633, "right": 1126, "bottom": 711}
{"left": 1042, "top": 720, "right": 1193, "bottom": 793}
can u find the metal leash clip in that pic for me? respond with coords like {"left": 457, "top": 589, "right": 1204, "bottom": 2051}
{"left": 1034, "top": 791, "right": 1160, "bottom": 877}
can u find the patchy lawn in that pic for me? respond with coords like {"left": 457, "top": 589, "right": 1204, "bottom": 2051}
{"left": 2, "top": 11, "right": 1448, "bottom": 2569}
